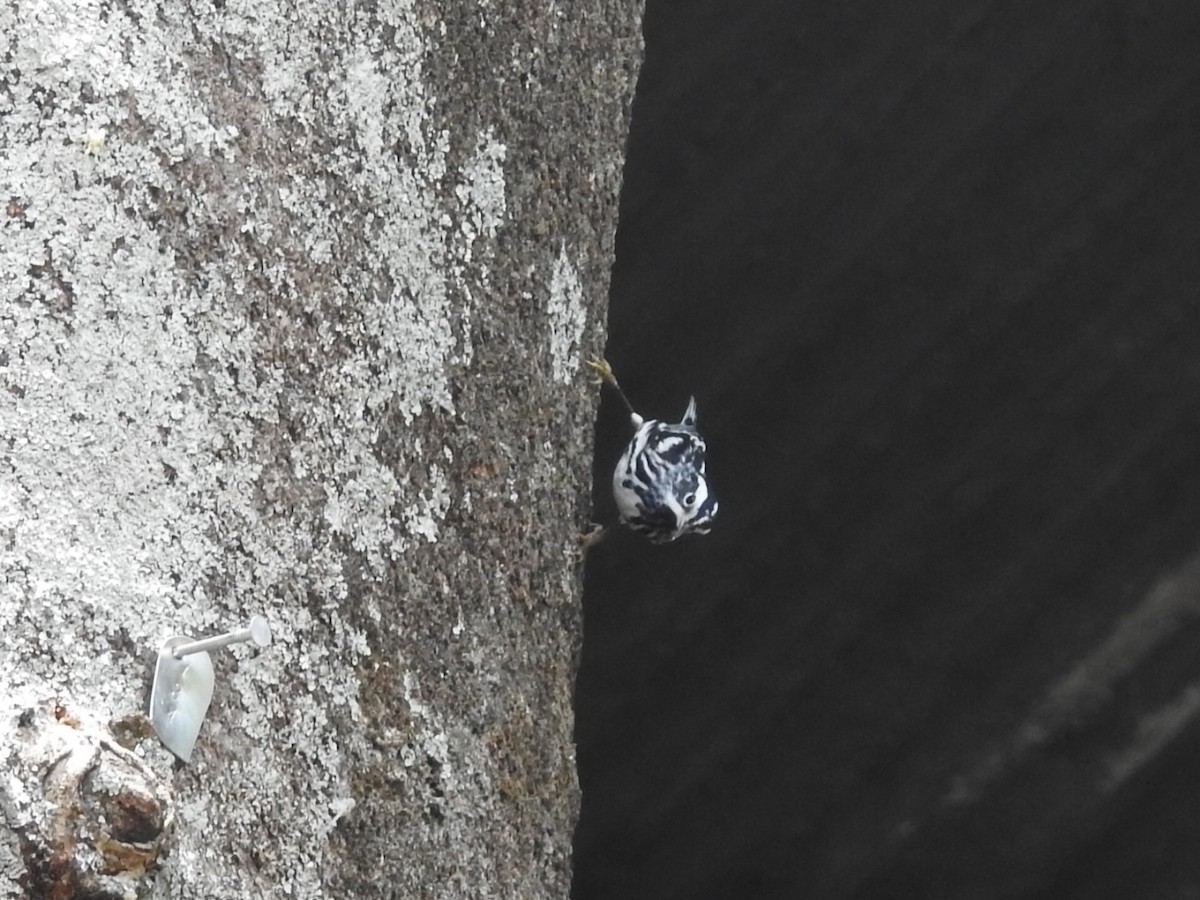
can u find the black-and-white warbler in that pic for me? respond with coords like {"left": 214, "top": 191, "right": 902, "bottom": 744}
{"left": 587, "top": 355, "right": 718, "bottom": 543}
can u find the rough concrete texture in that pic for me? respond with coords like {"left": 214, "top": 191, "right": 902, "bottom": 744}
{"left": 0, "top": 0, "right": 642, "bottom": 896}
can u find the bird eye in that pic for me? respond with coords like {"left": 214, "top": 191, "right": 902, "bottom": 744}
{"left": 684, "top": 493, "right": 696, "bottom": 506}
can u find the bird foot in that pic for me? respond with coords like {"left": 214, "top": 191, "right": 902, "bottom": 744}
{"left": 585, "top": 354, "right": 619, "bottom": 388}
{"left": 573, "top": 524, "right": 608, "bottom": 560}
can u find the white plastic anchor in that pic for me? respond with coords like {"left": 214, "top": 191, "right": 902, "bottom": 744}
{"left": 149, "top": 616, "right": 272, "bottom": 762}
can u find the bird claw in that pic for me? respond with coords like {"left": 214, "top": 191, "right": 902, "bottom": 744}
{"left": 573, "top": 524, "right": 608, "bottom": 560}
{"left": 585, "top": 354, "right": 617, "bottom": 387}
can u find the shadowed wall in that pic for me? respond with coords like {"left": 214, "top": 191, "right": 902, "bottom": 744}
{"left": 577, "top": 2, "right": 1200, "bottom": 898}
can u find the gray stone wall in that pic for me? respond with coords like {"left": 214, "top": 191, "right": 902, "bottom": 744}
{"left": 0, "top": 0, "right": 642, "bottom": 896}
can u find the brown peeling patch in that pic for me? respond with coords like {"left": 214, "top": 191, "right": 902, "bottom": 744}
{"left": 108, "top": 713, "right": 155, "bottom": 750}
{"left": 12, "top": 710, "right": 174, "bottom": 898}
{"left": 468, "top": 459, "right": 500, "bottom": 478}
{"left": 95, "top": 833, "right": 157, "bottom": 877}
{"left": 53, "top": 702, "right": 80, "bottom": 728}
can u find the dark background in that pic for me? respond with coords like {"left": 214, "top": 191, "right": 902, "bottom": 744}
{"left": 573, "top": 2, "right": 1200, "bottom": 898}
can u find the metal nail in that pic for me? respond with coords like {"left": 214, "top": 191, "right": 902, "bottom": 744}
{"left": 171, "top": 615, "right": 272, "bottom": 659}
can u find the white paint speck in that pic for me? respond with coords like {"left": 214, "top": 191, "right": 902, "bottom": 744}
{"left": 81, "top": 128, "right": 106, "bottom": 154}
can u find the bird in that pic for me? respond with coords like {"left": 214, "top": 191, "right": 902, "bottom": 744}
{"left": 586, "top": 355, "right": 718, "bottom": 543}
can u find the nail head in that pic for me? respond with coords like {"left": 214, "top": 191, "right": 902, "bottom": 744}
{"left": 248, "top": 615, "right": 271, "bottom": 647}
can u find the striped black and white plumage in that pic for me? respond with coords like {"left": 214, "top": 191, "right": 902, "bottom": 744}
{"left": 588, "top": 356, "right": 718, "bottom": 543}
